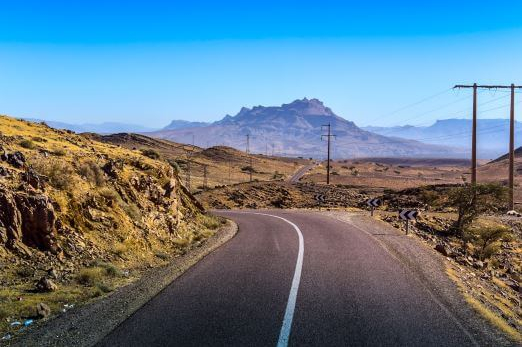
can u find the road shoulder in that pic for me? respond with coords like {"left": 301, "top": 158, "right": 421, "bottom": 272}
{"left": 324, "top": 211, "right": 516, "bottom": 347}
{"left": 10, "top": 219, "right": 238, "bottom": 347}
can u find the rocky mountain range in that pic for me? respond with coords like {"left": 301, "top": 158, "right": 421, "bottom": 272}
{"left": 148, "top": 98, "right": 464, "bottom": 158}
{"left": 364, "top": 119, "right": 521, "bottom": 159}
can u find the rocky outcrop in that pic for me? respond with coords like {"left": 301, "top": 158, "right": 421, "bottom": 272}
{"left": 0, "top": 184, "right": 57, "bottom": 255}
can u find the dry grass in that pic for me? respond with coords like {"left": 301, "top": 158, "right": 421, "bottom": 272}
{"left": 447, "top": 267, "right": 522, "bottom": 343}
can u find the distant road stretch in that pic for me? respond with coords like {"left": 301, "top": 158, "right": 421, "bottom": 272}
{"left": 288, "top": 163, "right": 316, "bottom": 183}
{"left": 95, "top": 210, "right": 508, "bottom": 346}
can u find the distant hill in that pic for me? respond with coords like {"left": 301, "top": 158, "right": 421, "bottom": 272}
{"left": 163, "top": 120, "right": 209, "bottom": 130}
{"left": 22, "top": 118, "right": 158, "bottom": 134}
{"left": 363, "top": 118, "right": 521, "bottom": 159}
{"left": 149, "top": 98, "right": 463, "bottom": 159}
{"left": 491, "top": 146, "right": 522, "bottom": 163}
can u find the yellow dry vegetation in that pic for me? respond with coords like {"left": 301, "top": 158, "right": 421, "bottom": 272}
{"left": 0, "top": 115, "right": 224, "bottom": 336}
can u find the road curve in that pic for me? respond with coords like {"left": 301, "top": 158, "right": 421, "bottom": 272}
{"left": 288, "top": 163, "right": 316, "bottom": 183}
{"left": 98, "top": 210, "right": 508, "bottom": 347}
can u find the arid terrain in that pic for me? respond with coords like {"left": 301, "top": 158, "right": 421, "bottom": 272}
{"left": 0, "top": 116, "right": 224, "bottom": 339}
{"left": 93, "top": 133, "right": 311, "bottom": 192}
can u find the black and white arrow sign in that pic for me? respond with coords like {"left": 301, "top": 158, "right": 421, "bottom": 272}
{"left": 314, "top": 194, "right": 326, "bottom": 203}
{"left": 399, "top": 209, "right": 419, "bottom": 220}
{"left": 366, "top": 198, "right": 381, "bottom": 207}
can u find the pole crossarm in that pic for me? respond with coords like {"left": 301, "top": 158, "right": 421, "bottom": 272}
{"left": 454, "top": 84, "right": 522, "bottom": 89}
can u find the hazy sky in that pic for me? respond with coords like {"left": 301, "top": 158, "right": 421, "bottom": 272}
{"left": 1, "top": 1, "right": 521, "bottom": 128}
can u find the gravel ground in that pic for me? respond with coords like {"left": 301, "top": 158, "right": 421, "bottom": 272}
{"left": 6, "top": 220, "right": 238, "bottom": 347}
{"left": 323, "top": 211, "right": 516, "bottom": 346}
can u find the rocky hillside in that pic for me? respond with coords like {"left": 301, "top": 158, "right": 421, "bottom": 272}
{"left": 92, "top": 133, "right": 311, "bottom": 191}
{"left": 0, "top": 115, "right": 220, "bottom": 337}
{"left": 149, "top": 98, "right": 463, "bottom": 158}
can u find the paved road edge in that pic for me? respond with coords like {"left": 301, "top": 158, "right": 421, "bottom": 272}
{"left": 10, "top": 219, "right": 239, "bottom": 347}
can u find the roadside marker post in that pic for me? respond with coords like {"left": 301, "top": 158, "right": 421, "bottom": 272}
{"left": 399, "top": 209, "right": 419, "bottom": 234}
{"left": 366, "top": 198, "right": 381, "bottom": 217}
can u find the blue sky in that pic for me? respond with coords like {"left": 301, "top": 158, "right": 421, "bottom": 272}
{"left": 1, "top": 1, "right": 521, "bottom": 128}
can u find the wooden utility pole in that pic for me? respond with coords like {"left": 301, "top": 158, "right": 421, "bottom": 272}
{"left": 455, "top": 83, "right": 522, "bottom": 208}
{"left": 246, "top": 134, "right": 250, "bottom": 154}
{"left": 203, "top": 165, "right": 208, "bottom": 189}
{"left": 509, "top": 84, "right": 515, "bottom": 210}
{"left": 472, "top": 83, "right": 477, "bottom": 185}
{"left": 321, "top": 123, "right": 336, "bottom": 185}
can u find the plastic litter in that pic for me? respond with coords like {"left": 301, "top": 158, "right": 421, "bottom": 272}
{"left": 23, "top": 319, "right": 34, "bottom": 326}
{"left": 1, "top": 334, "right": 11, "bottom": 340}
{"left": 10, "top": 321, "right": 21, "bottom": 326}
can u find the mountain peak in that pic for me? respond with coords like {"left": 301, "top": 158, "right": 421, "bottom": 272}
{"left": 281, "top": 98, "right": 334, "bottom": 116}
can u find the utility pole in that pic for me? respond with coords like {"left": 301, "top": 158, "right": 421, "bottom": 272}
{"left": 203, "top": 165, "right": 208, "bottom": 189}
{"left": 249, "top": 156, "right": 253, "bottom": 183}
{"left": 509, "top": 84, "right": 515, "bottom": 210}
{"left": 185, "top": 150, "right": 192, "bottom": 192}
{"left": 321, "top": 123, "right": 336, "bottom": 185}
{"left": 228, "top": 160, "right": 231, "bottom": 185}
{"left": 455, "top": 83, "right": 522, "bottom": 208}
{"left": 246, "top": 134, "right": 250, "bottom": 154}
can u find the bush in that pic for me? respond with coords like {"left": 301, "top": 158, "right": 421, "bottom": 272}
{"left": 52, "top": 148, "right": 67, "bottom": 156}
{"left": 448, "top": 183, "right": 507, "bottom": 235}
{"left": 241, "top": 165, "right": 255, "bottom": 173}
{"left": 141, "top": 148, "right": 160, "bottom": 159}
{"left": 465, "top": 225, "right": 511, "bottom": 260}
{"left": 31, "top": 158, "right": 75, "bottom": 190}
{"left": 78, "top": 160, "right": 106, "bottom": 186}
{"left": 77, "top": 267, "right": 104, "bottom": 286}
{"left": 167, "top": 159, "right": 181, "bottom": 174}
{"left": 19, "top": 139, "right": 35, "bottom": 149}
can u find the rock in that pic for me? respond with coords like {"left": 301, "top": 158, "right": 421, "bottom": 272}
{"left": 473, "top": 260, "right": 484, "bottom": 269}
{"left": 102, "top": 159, "right": 123, "bottom": 179}
{"left": 504, "top": 280, "right": 521, "bottom": 294}
{"left": 435, "top": 244, "right": 449, "bottom": 256}
{"left": 2, "top": 151, "right": 26, "bottom": 168}
{"left": 36, "top": 277, "right": 57, "bottom": 292}
{"left": 36, "top": 302, "right": 51, "bottom": 318}
{"left": 47, "top": 268, "right": 58, "bottom": 279}
{"left": 21, "top": 168, "right": 46, "bottom": 190}
{"left": 0, "top": 185, "right": 57, "bottom": 253}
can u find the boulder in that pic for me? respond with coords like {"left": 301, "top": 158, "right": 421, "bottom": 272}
{"left": 434, "top": 244, "right": 449, "bottom": 256}
{"left": 36, "top": 302, "right": 51, "bottom": 318}
{"left": 36, "top": 277, "right": 57, "bottom": 292}
{"left": 0, "top": 185, "right": 56, "bottom": 252}
{"left": 2, "top": 151, "right": 26, "bottom": 168}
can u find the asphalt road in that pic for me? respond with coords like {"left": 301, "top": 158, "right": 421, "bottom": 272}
{"left": 288, "top": 163, "right": 317, "bottom": 183}
{"left": 98, "top": 210, "right": 501, "bottom": 347}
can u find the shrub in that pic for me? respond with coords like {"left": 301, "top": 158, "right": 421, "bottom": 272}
{"left": 78, "top": 160, "right": 106, "bottom": 186}
{"left": 52, "top": 148, "right": 67, "bottom": 156}
{"left": 31, "top": 136, "right": 47, "bottom": 143}
{"left": 19, "top": 139, "right": 35, "bottom": 149}
{"left": 141, "top": 148, "right": 160, "bottom": 159}
{"left": 167, "top": 159, "right": 181, "bottom": 174}
{"left": 31, "top": 158, "right": 75, "bottom": 190}
{"left": 94, "top": 261, "right": 123, "bottom": 277}
{"left": 241, "top": 166, "right": 255, "bottom": 173}
{"left": 465, "top": 225, "right": 511, "bottom": 260}
{"left": 448, "top": 183, "right": 507, "bottom": 235}
{"left": 77, "top": 267, "right": 103, "bottom": 286}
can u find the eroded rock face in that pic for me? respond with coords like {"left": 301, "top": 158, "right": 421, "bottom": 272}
{"left": 0, "top": 185, "right": 57, "bottom": 254}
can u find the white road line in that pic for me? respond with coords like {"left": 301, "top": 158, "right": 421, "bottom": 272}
{"left": 226, "top": 211, "right": 304, "bottom": 347}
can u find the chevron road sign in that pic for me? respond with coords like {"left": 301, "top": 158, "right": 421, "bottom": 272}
{"left": 399, "top": 209, "right": 419, "bottom": 220}
{"left": 366, "top": 198, "right": 381, "bottom": 207}
{"left": 366, "top": 198, "right": 381, "bottom": 216}
{"left": 399, "top": 209, "right": 419, "bottom": 234}
{"left": 314, "top": 194, "right": 326, "bottom": 203}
